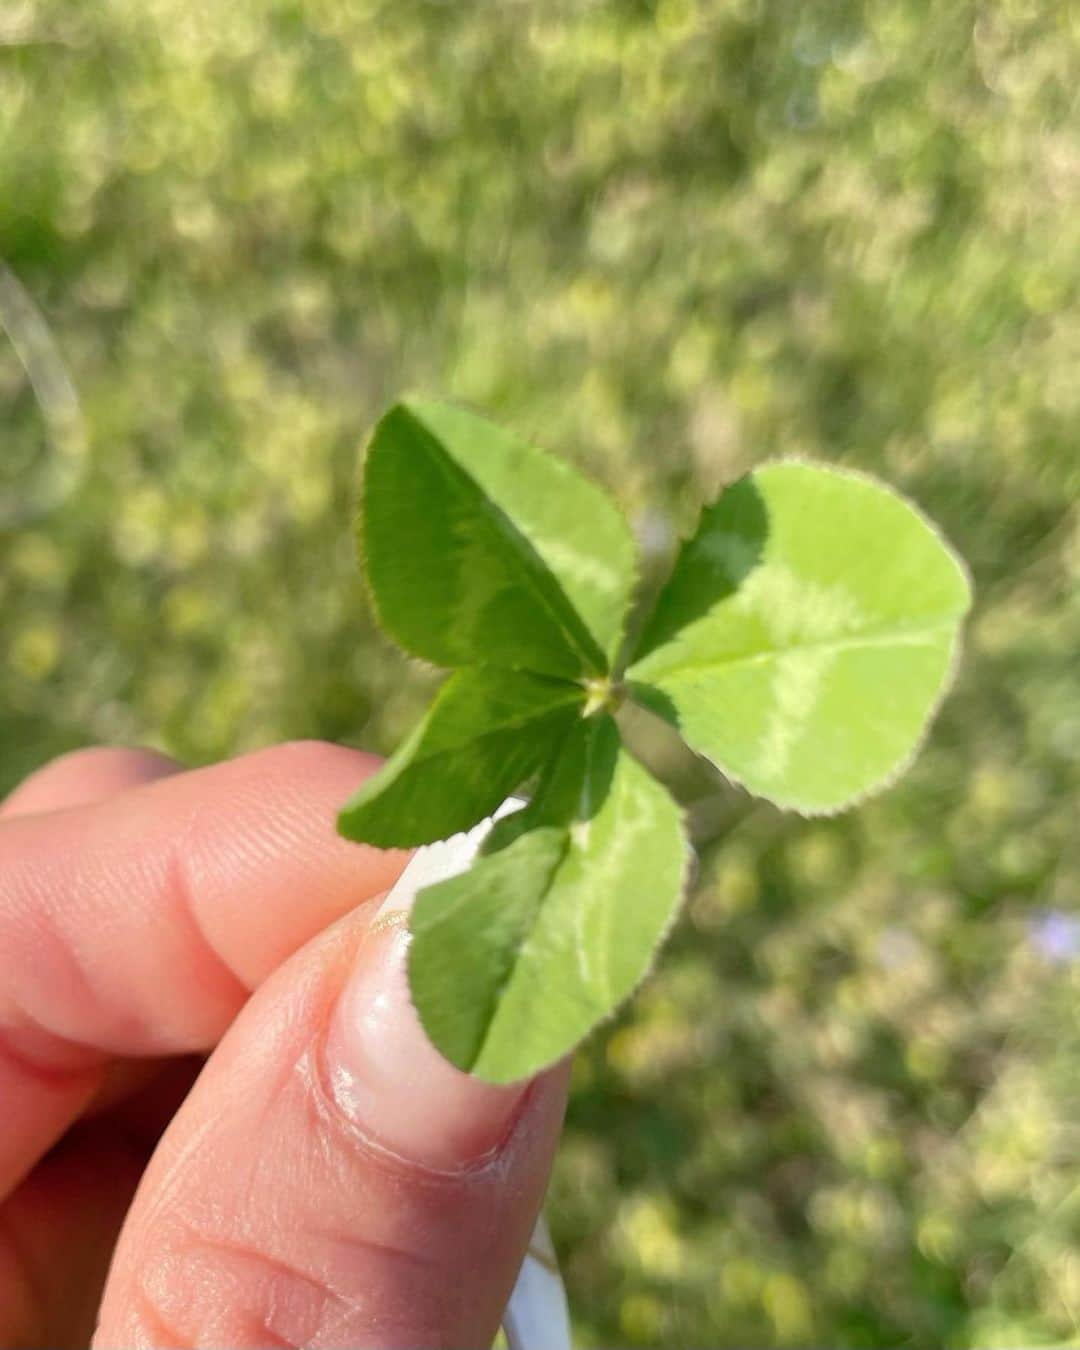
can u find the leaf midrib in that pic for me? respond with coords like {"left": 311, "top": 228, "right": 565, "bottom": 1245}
{"left": 470, "top": 833, "right": 572, "bottom": 1072}
{"left": 405, "top": 408, "right": 608, "bottom": 676}
{"left": 468, "top": 726, "right": 605, "bottom": 1072}
{"left": 409, "top": 695, "right": 583, "bottom": 768}
{"left": 633, "top": 617, "right": 959, "bottom": 682}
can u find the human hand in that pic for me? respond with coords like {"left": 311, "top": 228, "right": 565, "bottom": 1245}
{"left": 0, "top": 743, "right": 569, "bottom": 1348}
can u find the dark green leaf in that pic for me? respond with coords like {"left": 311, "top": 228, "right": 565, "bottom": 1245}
{"left": 337, "top": 666, "right": 585, "bottom": 848}
{"left": 359, "top": 400, "right": 637, "bottom": 678}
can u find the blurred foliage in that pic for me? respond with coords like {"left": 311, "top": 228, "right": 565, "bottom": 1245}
{"left": 2, "top": 0, "right": 1079, "bottom": 1344}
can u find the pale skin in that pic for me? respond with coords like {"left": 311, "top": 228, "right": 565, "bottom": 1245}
{"left": 0, "top": 742, "right": 569, "bottom": 1348}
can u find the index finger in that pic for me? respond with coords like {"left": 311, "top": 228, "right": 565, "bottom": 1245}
{"left": 0, "top": 740, "right": 407, "bottom": 1195}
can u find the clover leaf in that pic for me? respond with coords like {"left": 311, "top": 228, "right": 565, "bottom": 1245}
{"left": 628, "top": 462, "right": 972, "bottom": 813}
{"left": 338, "top": 400, "right": 972, "bottom": 1082}
{"left": 408, "top": 714, "right": 690, "bottom": 1082}
{"left": 359, "top": 400, "right": 637, "bottom": 678}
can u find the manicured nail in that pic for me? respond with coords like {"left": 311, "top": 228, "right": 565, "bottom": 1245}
{"left": 324, "top": 810, "right": 529, "bottom": 1171}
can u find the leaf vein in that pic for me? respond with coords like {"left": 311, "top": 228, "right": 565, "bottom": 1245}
{"left": 411, "top": 415, "right": 606, "bottom": 673}
{"left": 642, "top": 620, "right": 956, "bottom": 681}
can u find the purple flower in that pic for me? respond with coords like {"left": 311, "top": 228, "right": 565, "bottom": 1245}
{"left": 1029, "top": 910, "right": 1080, "bottom": 964}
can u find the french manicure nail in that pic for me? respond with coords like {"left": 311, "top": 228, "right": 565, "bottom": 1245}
{"left": 324, "top": 808, "right": 529, "bottom": 1171}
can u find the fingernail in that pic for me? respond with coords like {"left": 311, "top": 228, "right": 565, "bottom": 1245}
{"left": 324, "top": 808, "right": 530, "bottom": 1171}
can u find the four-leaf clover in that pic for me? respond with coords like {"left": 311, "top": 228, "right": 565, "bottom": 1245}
{"left": 338, "top": 400, "right": 972, "bottom": 1083}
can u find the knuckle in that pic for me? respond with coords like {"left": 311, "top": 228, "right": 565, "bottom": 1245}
{"left": 131, "top": 1232, "right": 342, "bottom": 1349}
{"left": 128, "top": 1216, "right": 457, "bottom": 1349}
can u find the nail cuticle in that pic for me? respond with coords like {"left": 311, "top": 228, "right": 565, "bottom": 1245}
{"left": 312, "top": 1019, "right": 538, "bottom": 1182}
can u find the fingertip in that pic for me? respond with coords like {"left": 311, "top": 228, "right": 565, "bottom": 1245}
{"left": 324, "top": 899, "right": 533, "bottom": 1172}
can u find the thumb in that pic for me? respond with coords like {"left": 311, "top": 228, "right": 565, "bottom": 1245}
{"left": 94, "top": 833, "right": 569, "bottom": 1350}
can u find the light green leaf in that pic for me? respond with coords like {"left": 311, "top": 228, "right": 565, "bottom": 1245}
{"left": 337, "top": 666, "right": 585, "bottom": 848}
{"left": 407, "top": 715, "right": 691, "bottom": 1082}
{"left": 628, "top": 461, "right": 972, "bottom": 813}
{"left": 359, "top": 399, "right": 637, "bottom": 679}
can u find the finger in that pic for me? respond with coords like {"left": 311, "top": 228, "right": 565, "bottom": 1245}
{"left": 0, "top": 1057, "right": 206, "bottom": 1349}
{"left": 0, "top": 1121, "right": 146, "bottom": 1349}
{"left": 95, "top": 889, "right": 569, "bottom": 1349}
{"left": 0, "top": 749, "right": 187, "bottom": 1348}
{"left": 0, "top": 741, "right": 407, "bottom": 1197}
{"left": 0, "top": 745, "right": 181, "bottom": 818}
{"left": 0, "top": 747, "right": 184, "bottom": 1212}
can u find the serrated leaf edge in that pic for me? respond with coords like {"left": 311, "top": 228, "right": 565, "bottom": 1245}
{"left": 630, "top": 454, "right": 973, "bottom": 672}
{"left": 407, "top": 747, "right": 695, "bottom": 1084}
{"left": 626, "top": 453, "right": 973, "bottom": 817}
{"left": 630, "top": 623, "right": 966, "bottom": 819}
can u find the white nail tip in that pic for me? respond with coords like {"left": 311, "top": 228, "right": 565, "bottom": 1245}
{"left": 380, "top": 796, "right": 527, "bottom": 914}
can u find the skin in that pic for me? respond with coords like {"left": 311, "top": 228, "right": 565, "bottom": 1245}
{"left": 0, "top": 742, "right": 569, "bottom": 1349}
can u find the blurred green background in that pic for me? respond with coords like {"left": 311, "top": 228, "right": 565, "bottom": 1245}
{"left": 2, "top": 1, "right": 1078, "bottom": 1344}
